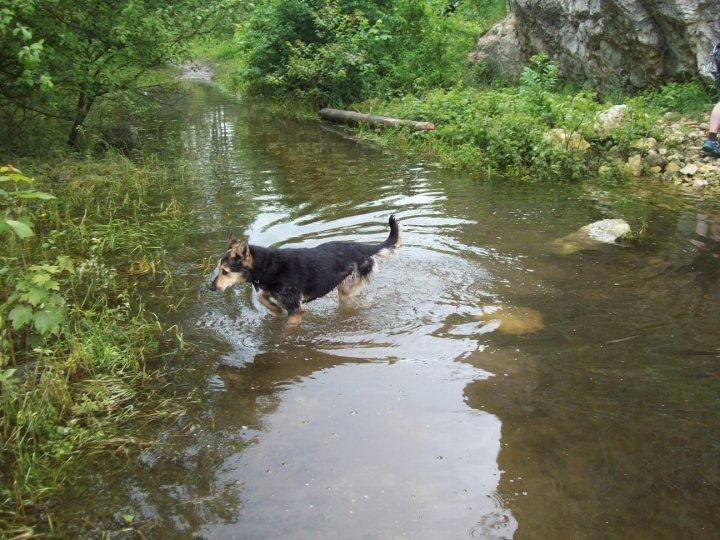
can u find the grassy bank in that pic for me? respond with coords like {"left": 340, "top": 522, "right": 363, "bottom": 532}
{"left": 1, "top": 154, "right": 195, "bottom": 536}
{"left": 352, "top": 67, "right": 715, "bottom": 182}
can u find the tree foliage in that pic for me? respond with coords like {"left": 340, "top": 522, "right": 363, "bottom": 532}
{"left": 236, "top": 0, "right": 490, "bottom": 104}
{"left": 0, "top": 0, "right": 238, "bottom": 147}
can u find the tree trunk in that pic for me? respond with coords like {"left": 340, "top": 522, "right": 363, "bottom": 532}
{"left": 318, "top": 108, "right": 435, "bottom": 131}
{"left": 67, "top": 92, "right": 94, "bottom": 149}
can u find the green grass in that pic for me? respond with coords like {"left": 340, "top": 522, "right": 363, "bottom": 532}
{"left": 348, "top": 69, "right": 717, "bottom": 182}
{"left": 635, "top": 80, "right": 716, "bottom": 115}
{"left": 0, "top": 153, "right": 196, "bottom": 536}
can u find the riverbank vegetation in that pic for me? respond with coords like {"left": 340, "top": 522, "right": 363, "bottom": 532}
{"left": 354, "top": 65, "right": 715, "bottom": 181}
{"left": 194, "top": 0, "right": 506, "bottom": 101}
{"left": 1, "top": 0, "right": 717, "bottom": 534}
{"left": 0, "top": 155, "right": 197, "bottom": 535}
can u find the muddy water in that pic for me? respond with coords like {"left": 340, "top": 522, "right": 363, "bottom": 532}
{"left": 59, "top": 83, "right": 720, "bottom": 538}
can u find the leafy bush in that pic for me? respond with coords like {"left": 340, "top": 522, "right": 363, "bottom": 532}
{"left": 519, "top": 53, "right": 559, "bottom": 93}
{"left": 234, "top": 0, "right": 487, "bottom": 104}
{"left": 354, "top": 55, "right": 615, "bottom": 181}
{"left": 637, "top": 81, "right": 716, "bottom": 114}
{"left": 1, "top": 0, "right": 239, "bottom": 148}
{"left": 349, "top": 52, "right": 705, "bottom": 181}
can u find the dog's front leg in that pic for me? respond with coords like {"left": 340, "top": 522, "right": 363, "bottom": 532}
{"left": 282, "top": 292, "right": 304, "bottom": 326}
{"left": 257, "top": 290, "right": 281, "bottom": 314}
{"left": 286, "top": 303, "right": 304, "bottom": 325}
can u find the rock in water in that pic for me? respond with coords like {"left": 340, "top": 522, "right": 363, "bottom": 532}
{"left": 474, "top": 306, "right": 544, "bottom": 336}
{"left": 552, "top": 218, "right": 631, "bottom": 255}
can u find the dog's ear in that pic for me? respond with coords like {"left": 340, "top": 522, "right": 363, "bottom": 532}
{"left": 228, "top": 234, "right": 238, "bottom": 249}
{"left": 228, "top": 238, "right": 252, "bottom": 266}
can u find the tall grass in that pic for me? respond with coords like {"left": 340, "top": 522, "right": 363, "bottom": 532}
{"left": 0, "top": 153, "right": 195, "bottom": 536}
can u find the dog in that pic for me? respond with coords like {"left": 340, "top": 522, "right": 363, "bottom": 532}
{"left": 210, "top": 215, "right": 401, "bottom": 324}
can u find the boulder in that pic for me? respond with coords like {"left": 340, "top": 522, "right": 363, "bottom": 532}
{"left": 665, "top": 161, "right": 681, "bottom": 174}
{"left": 474, "top": 306, "right": 545, "bottom": 335}
{"left": 680, "top": 164, "right": 698, "bottom": 175}
{"left": 468, "top": 13, "right": 525, "bottom": 80}
{"left": 624, "top": 154, "right": 643, "bottom": 176}
{"left": 631, "top": 138, "right": 659, "bottom": 152}
{"left": 471, "top": 1, "right": 719, "bottom": 91}
{"left": 644, "top": 150, "right": 667, "bottom": 169}
{"left": 596, "top": 105, "right": 629, "bottom": 136}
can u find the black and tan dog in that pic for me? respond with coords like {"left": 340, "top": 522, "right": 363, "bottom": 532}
{"left": 210, "top": 215, "right": 401, "bottom": 324}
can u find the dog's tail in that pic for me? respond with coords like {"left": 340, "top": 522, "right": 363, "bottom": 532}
{"left": 373, "top": 214, "right": 401, "bottom": 257}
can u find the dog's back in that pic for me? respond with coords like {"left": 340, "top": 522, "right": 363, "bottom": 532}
{"left": 256, "top": 215, "right": 400, "bottom": 303}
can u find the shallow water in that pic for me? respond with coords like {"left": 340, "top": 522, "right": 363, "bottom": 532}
{"left": 58, "top": 83, "right": 720, "bottom": 538}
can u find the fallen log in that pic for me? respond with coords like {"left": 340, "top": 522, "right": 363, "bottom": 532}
{"left": 319, "top": 108, "right": 435, "bottom": 131}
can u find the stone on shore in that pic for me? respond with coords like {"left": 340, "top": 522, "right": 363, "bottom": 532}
{"left": 543, "top": 129, "right": 590, "bottom": 151}
{"left": 596, "top": 105, "right": 629, "bottom": 136}
{"left": 624, "top": 155, "right": 643, "bottom": 177}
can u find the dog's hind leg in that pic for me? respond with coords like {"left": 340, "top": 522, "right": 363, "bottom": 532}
{"left": 286, "top": 302, "right": 304, "bottom": 325}
{"left": 338, "top": 259, "right": 375, "bottom": 302}
{"left": 338, "top": 275, "right": 364, "bottom": 301}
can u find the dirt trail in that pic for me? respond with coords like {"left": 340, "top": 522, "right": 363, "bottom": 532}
{"left": 178, "top": 60, "right": 213, "bottom": 81}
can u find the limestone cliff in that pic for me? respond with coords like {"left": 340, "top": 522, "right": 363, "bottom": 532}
{"left": 470, "top": 1, "right": 720, "bottom": 90}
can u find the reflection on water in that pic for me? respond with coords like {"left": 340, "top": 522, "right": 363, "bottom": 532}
{"left": 56, "top": 83, "right": 720, "bottom": 538}
{"left": 691, "top": 213, "right": 720, "bottom": 257}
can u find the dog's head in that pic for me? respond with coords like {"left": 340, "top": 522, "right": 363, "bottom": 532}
{"left": 209, "top": 235, "right": 253, "bottom": 292}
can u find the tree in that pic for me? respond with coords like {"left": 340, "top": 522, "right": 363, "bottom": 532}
{"left": 0, "top": 0, "right": 238, "bottom": 148}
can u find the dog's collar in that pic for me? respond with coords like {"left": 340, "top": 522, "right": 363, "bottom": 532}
{"left": 252, "top": 279, "right": 261, "bottom": 291}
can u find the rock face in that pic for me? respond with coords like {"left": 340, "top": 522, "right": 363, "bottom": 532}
{"left": 471, "top": 1, "right": 719, "bottom": 90}
{"left": 468, "top": 13, "right": 525, "bottom": 80}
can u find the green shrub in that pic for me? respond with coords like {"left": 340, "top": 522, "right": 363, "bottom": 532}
{"left": 354, "top": 55, "right": 614, "bottom": 181}
{"left": 232, "top": 0, "right": 488, "bottom": 104}
{"left": 638, "top": 81, "right": 715, "bottom": 114}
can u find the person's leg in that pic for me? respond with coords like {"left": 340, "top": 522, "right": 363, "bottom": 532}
{"left": 702, "top": 102, "right": 720, "bottom": 157}
{"left": 710, "top": 102, "right": 720, "bottom": 137}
